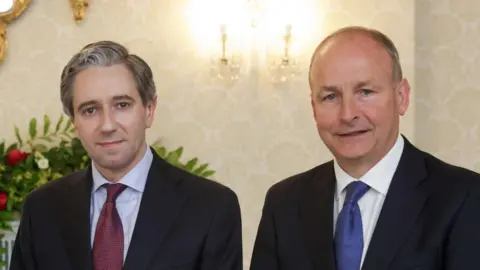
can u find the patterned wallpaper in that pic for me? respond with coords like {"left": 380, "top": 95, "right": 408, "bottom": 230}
{"left": 0, "top": 0, "right": 477, "bottom": 268}
{"left": 415, "top": 0, "right": 480, "bottom": 172}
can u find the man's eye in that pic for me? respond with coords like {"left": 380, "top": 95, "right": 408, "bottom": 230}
{"left": 323, "top": 93, "right": 336, "bottom": 101}
{"left": 83, "top": 108, "right": 96, "bottom": 114}
{"left": 360, "top": 89, "right": 374, "bottom": 95}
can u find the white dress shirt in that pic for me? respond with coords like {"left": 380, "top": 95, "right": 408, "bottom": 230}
{"left": 90, "top": 146, "right": 153, "bottom": 260}
{"left": 333, "top": 134, "right": 404, "bottom": 266}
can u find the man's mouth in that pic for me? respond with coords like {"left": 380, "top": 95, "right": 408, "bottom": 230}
{"left": 97, "top": 140, "right": 124, "bottom": 147}
{"left": 337, "top": 130, "right": 370, "bottom": 137}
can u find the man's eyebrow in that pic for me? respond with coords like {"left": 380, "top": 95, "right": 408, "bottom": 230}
{"left": 112, "top": 95, "right": 135, "bottom": 102}
{"left": 353, "top": 80, "right": 372, "bottom": 89}
{"left": 317, "top": 80, "right": 373, "bottom": 92}
{"left": 76, "top": 100, "right": 98, "bottom": 113}
{"left": 319, "top": 85, "right": 341, "bottom": 92}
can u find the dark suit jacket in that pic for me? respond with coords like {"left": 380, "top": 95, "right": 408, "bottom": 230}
{"left": 250, "top": 137, "right": 480, "bottom": 270}
{"left": 10, "top": 150, "right": 242, "bottom": 270}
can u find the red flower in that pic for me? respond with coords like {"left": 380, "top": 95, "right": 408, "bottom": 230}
{"left": 0, "top": 192, "right": 8, "bottom": 211}
{"left": 6, "top": 149, "right": 28, "bottom": 166}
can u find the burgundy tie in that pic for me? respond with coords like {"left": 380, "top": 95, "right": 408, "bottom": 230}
{"left": 92, "top": 183, "right": 127, "bottom": 270}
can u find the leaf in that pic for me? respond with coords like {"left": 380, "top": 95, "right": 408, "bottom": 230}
{"left": 34, "top": 144, "right": 48, "bottom": 152}
{"left": 194, "top": 163, "right": 209, "bottom": 175}
{"left": 0, "top": 209, "right": 14, "bottom": 221}
{"left": 24, "top": 155, "right": 35, "bottom": 169}
{"left": 59, "top": 134, "right": 71, "bottom": 142}
{"left": 174, "top": 147, "right": 184, "bottom": 159}
{"left": 43, "top": 114, "right": 51, "bottom": 135}
{"left": 5, "top": 192, "right": 14, "bottom": 212}
{"left": 71, "top": 138, "right": 82, "bottom": 148}
{"left": 14, "top": 125, "right": 23, "bottom": 146}
{"left": 184, "top": 158, "right": 198, "bottom": 172}
{"left": 201, "top": 170, "right": 215, "bottom": 178}
{"left": 29, "top": 117, "right": 37, "bottom": 139}
{"left": 63, "top": 120, "right": 72, "bottom": 132}
{"left": 59, "top": 139, "right": 68, "bottom": 148}
{"left": 165, "top": 151, "right": 180, "bottom": 165}
{"left": 55, "top": 115, "right": 64, "bottom": 132}
{"left": 40, "top": 136, "right": 54, "bottom": 143}
{"left": 152, "top": 138, "right": 163, "bottom": 145}
{"left": 0, "top": 141, "right": 4, "bottom": 157}
{"left": 6, "top": 143, "right": 18, "bottom": 152}
{"left": 155, "top": 146, "right": 166, "bottom": 158}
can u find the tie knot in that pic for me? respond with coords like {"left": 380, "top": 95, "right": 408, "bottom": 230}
{"left": 344, "top": 181, "right": 370, "bottom": 205}
{"left": 103, "top": 183, "right": 127, "bottom": 203}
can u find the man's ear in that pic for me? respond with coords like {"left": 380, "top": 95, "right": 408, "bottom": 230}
{"left": 311, "top": 93, "right": 318, "bottom": 119}
{"left": 70, "top": 116, "right": 80, "bottom": 136}
{"left": 145, "top": 96, "right": 157, "bottom": 128}
{"left": 396, "top": 79, "right": 410, "bottom": 116}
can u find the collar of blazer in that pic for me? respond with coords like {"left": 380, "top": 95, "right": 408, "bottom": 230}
{"left": 57, "top": 148, "right": 187, "bottom": 270}
{"left": 298, "top": 135, "right": 428, "bottom": 270}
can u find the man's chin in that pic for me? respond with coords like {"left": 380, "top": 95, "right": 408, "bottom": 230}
{"left": 93, "top": 156, "right": 129, "bottom": 170}
{"left": 334, "top": 146, "right": 372, "bottom": 162}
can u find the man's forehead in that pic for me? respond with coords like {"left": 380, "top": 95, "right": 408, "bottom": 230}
{"left": 310, "top": 35, "right": 392, "bottom": 77}
{"left": 315, "top": 32, "right": 385, "bottom": 60}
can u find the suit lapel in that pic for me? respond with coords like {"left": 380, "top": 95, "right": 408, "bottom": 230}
{"left": 123, "top": 153, "right": 187, "bottom": 270}
{"left": 299, "top": 162, "right": 336, "bottom": 270}
{"left": 58, "top": 168, "right": 94, "bottom": 270}
{"left": 362, "top": 138, "right": 428, "bottom": 270}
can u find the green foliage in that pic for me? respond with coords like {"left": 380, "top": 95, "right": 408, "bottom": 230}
{"left": 0, "top": 114, "right": 216, "bottom": 262}
{"left": 151, "top": 141, "right": 215, "bottom": 179}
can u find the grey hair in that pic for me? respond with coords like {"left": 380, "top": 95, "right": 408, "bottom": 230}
{"left": 60, "top": 40, "right": 156, "bottom": 118}
{"left": 308, "top": 26, "right": 403, "bottom": 89}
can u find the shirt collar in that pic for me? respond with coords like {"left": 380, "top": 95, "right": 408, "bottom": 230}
{"left": 334, "top": 133, "right": 404, "bottom": 197}
{"left": 91, "top": 145, "right": 153, "bottom": 193}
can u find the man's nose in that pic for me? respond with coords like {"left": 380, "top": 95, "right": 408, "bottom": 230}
{"left": 339, "top": 98, "right": 360, "bottom": 123}
{"left": 100, "top": 110, "right": 117, "bottom": 133}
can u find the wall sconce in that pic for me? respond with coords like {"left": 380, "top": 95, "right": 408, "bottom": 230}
{"left": 209, "top": 24, "right": 242, "bottom": 86}
{"left": 69, "top": 0, "right": 89, "bottom": 25}
{"left": 267, "top": 23, "right": 301, "bottom": 84}
{"left": 0, "top": 0, "right": 31, "bottom": 64}
{"left": 188, "top": 0, "right": 315, "bottom": 87}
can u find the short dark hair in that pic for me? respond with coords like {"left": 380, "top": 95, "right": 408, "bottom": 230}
{"left": 60, "top": 40, "right": 156, "bottom": 118}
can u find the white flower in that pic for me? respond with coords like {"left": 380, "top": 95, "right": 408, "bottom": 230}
{"left": 36, "top": 158, "right": 49, "bottom": 169}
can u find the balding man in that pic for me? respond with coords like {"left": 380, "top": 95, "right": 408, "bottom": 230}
{"left": 250, "top": 26, "right": 480, "bottom": 270}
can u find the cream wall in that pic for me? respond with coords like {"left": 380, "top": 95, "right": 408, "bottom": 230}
{"left": 415, "top": 0, "right": 480, "bottom": 172}
{"left": 0, "top": 0, "right": 477, "bottom": 268}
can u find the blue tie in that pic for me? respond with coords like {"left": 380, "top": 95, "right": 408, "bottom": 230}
{"left": 335, "top": 181, "right": 370, "bottom": 270}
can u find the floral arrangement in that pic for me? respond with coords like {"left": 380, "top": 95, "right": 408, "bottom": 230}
{"left": 0, "top": 114, "right": 215, "bottom": 265}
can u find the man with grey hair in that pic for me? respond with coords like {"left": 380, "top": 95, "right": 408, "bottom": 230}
{"left": 250, "top": 26, "right": 480, "bottom": 270}
{"left": 10, "top": 40, "right": 243, "bottom": 270}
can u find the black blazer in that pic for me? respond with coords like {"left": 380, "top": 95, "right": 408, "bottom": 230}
{"left": 250, "top": 137, "right": 480, "bottom": 270}
{"left": 10, "top": 150, "right": 243, "bottom": 270}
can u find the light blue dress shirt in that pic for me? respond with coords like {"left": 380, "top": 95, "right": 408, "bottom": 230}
{"left": 90, "top": 146, "right": 153, "bottom": 260}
